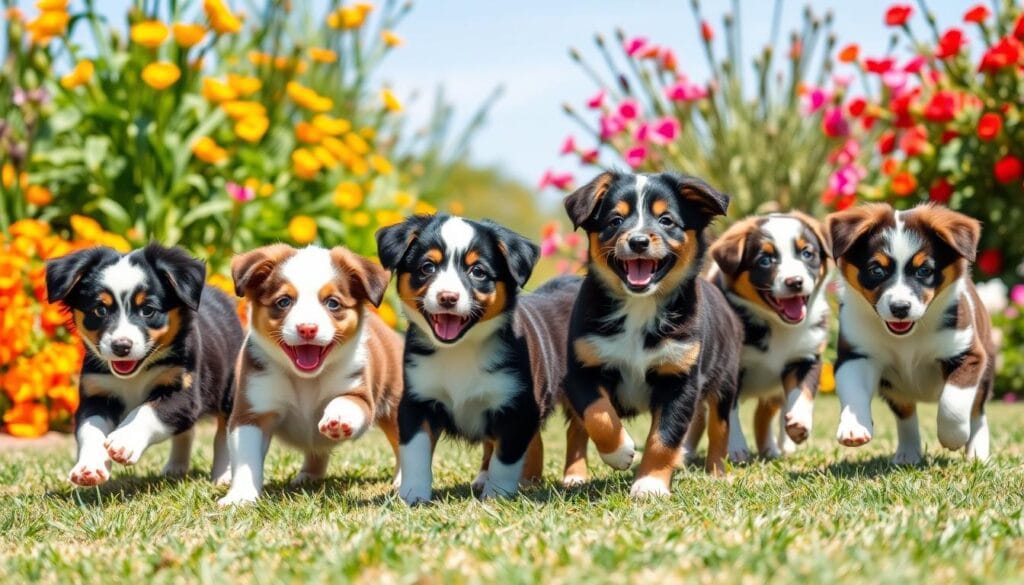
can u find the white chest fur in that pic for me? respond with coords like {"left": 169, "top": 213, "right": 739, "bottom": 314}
{"left": 737, "top": 292, "right": 829, "bottom": 396}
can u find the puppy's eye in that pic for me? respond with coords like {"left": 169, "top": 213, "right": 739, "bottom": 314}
{"left": 916, "top": 265, "right": 934, "bottom": 279}
{"left": 324, "top": 297, "right": 341, "bottom": 311}
{"left": 94, "top": 305, "right": 108, "bottom": 318}
{"left": 421, "top": 261, "right": 438, "bottom": 275}
{"left": 800, "top": 248, "right": 815, "bottom": 260}
{"left": 608, "top": 216, "right": 624, "bottom": 229}
{"left": 868, "top": 265, "right": 887, "bottom": 280}
{"left": 140, "top": 305, "right": 157, "bottom": 318}
{"left": 757, "top": 255, "right": 773, "bottom": 268}
{"left": 275, "top": 296, "right": 293, "bottom": 310}
{"left": 468, "top": 265, "right": 488, "bottom": 280}
{"left": 658, "top": 215, "right": 675, "bottom": 228}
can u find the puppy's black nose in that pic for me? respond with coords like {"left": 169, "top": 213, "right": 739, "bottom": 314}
{"left": 437, "top": 291, "right": 459, "bottom": 309}
{"left": 628, "top": 235, "right": 650, "bottom": 252}
{"left": 111, "top": 338, "right": 133, "bottom": 357}
{"left": 889, "top": 301, "right": 911, "bottom": 319}
{"left": 784, "top": 276, "right": 804, "bottom": 292}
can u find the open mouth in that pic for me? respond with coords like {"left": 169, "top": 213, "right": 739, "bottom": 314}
{"left": 280, "top": 342, "right": 336, "bottom": 372}
{"left": 429, "top": 312, "right": 471, "bottom": 342}
{"left": 885, "top": 320, "right": 915, "bottom": 335}
{"left": 109, "top": 360, "right": 141, "bottom": 376}
{"left": 760, "top": 292, "right": 808, "bottom": 324}
{"left": 618, "top": 258, "right": 669, "bottom": 291}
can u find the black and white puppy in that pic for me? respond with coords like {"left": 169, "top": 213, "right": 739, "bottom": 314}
{"left": 46, "top": 244, "right": 242, "bottom": 486}
{"left": 376, "top": 214, "right": 580, "bottom": 504}
{"left": 686, "top": 212, "right": 831, "bottom": 461}
{"left": 563, "top": 171, "right": 742, "bottom": 498}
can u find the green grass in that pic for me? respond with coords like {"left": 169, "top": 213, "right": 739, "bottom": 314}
{"left": 2, "top": 397, "right": 1022, "bottom": 584}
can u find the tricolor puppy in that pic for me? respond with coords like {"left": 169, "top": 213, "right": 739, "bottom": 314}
{"left": 376, "top": 215, "right": 581, "bottom": 505}
{"left": 218, "top": 244, "right": 402, "bottom": 505}
{"left": 686, "top": 212, "right": 831, "bottom": 461}
{"left": 45, "top": 244, "right": 241, "bottom": 487}
{"left": 563, "top": 171, "right": 742, "bottom": 498}
{"left": 828, "top": 203, "right": 994, "bottom": 464}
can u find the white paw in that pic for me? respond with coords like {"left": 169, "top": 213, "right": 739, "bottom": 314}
{"left": 598, "top": 433, "right": 635, "bottom": 470}
{"left": 290, "top": 471, "right": 325, "bottom": 486}
{"left": 212, "top": 470, "right": 232, "bottom": 487}
{"left": 784, "top": 408, "right": 812, "bottom": 444}
{"left": 761, "top": 442, "right": 783, "bottom": 459}
{"left": 218, "top": 488, "right": 259, "bottom": 506}
{"left": 391, "top": 470, "right": 402, "bottom": 490}
{"left": 891, "top": 448, "right": 923, "bottom": 465}
{"left": 562, "top": 474, "right": 587, "bottom": 488}
{"left": 470, "top": 470, "right": 489, "bottom": 493}
{"left": 629, "top": 476, "right": 671, "bottom": 499}
{"left": 729, "top": 446, "right": 751, "bottom": 463}
{"left": 480, "top": 479, "right": 518, "bottom": 500}
{"left": 68, "top": 457, "right": 111, "bottom": 487}
{"left": 161, "top": 461, "right": 190, "bottom": 478}
{"left": 399, "top": 485, "right": 432, "bottom": 506}
{"left": 937, "top": 425, "right": 970, "bottom": 452}
{"left": 318, "top": 399, "right": 367, "bottom": 441}
{"left": 836, "top": 418, "right": 872, "bottom": 447}
{"left": 103, "top": 429, "right": 146, "bottom": 465}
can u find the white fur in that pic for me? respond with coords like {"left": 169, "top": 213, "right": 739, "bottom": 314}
{"left": 423, "top": 217, "right": 475, "bottom": 317}
{"left": 892, "top": 411, "right": 923, "bottom": 465}
{"left": 480, "top": 455, "right": 524, "bottom": 499}
{"left": 783, "top": 385, "right": 814, "bottom": 442}
{"left": 98, "top": 256, "right": 149, "bottom": 365}
{"left": 762, "top": 216, "right": 817, "bottom": 299}
{"left": 219, "top": 425, "right": 268, "bottom": 505}
{"left": 877, "top": 215, "right": 928, "bottom": 322}
{"left": 598, "top": 432, "right": 636, "bottom": 470}
{"left": 629, "top": 475, "right": 670, "bottom": 498}
{"left": 967, "top": 414, "right": 990, "bottom": 461}
{"left": 104, "top": 403, "right": 173, "bottom": 465}
{"left": 634, "top": 174, "right": 649, "bottom": 230}
{"left": 471, "top": 470, "right": 489, "bottom": 492}
{"left": 277, "top": 247, "right": 342, "bottom": 351}
{"left": 318, "top": 395, "right": 369, "bottom": 441}
{"left": 69, "top": 415, "right": 112, "bottom": 486}
{"left": 398, "top": 431, "right": 434, "bottom": 505}
{"left": 937, "top": 384, "right": 976, "bottom": 450}
{"left": 834, "top": 357, "right": 879, "bottom": 445}
{"left": 726, "top": 406, "right": 751, "bottom": 462}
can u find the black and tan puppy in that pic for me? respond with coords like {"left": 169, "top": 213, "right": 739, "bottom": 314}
{"left": 828, "top": 203, "right": 994, "bottom": 464}
{"left": 563, "top": 171, "right": 742, "bottom": 497}
{"left": 376, "top": 214, "right": 581, "bottom": 504}
{"left": 46, "top": 244, "right": 242, "bottom": 486}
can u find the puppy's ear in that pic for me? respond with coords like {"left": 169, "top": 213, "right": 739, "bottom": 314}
{"left": 144, "top": 243, "right": 206, "bottom": 311}
{"left": 45, "top": 246, "right": 121, "bottom": 303}
{"left": 912, "top": 205, "right": 981, "bottom": 262}
{"left": 661, "top": 172, "right": 730, "bottom": 219}
{"left": 826, "top": 203, "right": 893, "bottom": 259}
{"left": 331, "top": 247, "right": 390, "bottom": 307}
{"left": 709, "top": 219, "right": 755, "bottom": 277}
{"left": 791, "top": 210, "right": 832, "bottom": 261}
{"left": 480, "top": 220, "right": 541, "bottom": 288}
{"left": 564, "top": 171, "right": 616, "bottom": 230}
{"left": 231, "top": 244, "right": 295, "bottom": 298}
{"left": 375, "top": 214, "right": 434, "bottom": 271}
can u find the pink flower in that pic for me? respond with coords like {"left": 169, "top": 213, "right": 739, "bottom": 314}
{"left": 802, "top": 87, "right": 830, "bottom": 114}
{"left": 634, "top": 123, "right": 650, "bottom": 142}
{"left": 226, "top": 181, "right": 255, "bottom": 203}
{"left": 664, "top": 77, "right": 707, "bottom": 102}
{"left": 822, "top": 107, "right": 849, "bottom": 138}
{"left": 831, "top": 73, "right": 853, "bottom": 88}
{"left": 1011, "top": 284, "right": 1024, "bottom": 306}
{"left": 828, "top": 163, "right": 866, "bottom": 196}
{"left": 649, "top": 117, "right": 680, "bottom": 145}
{"left": 538, "top": 169, "right": 574, "bottom": 191}
{"left": 565, "top": 232, "right": 581, "bottom": 248}
{"left": 555, "top": 260, "right": 571, "bottom": 274}
{"left": 580, "top": 148, "right": 599, "bottom": 164}
{"left": 882, "top": 70, "right": 908, "bottom": 92}
{"left": 1004, "top": 392, "right": 1018, "bottom": 404}
{"left": 903, "top": 55, "right": 926, "bottom": 73}
{"left": 829, "top": 139, "right": 861, "bottom": 166}
{"left": 624, "top": 36, "right": 648, "bottom": 57}
{"left": 560, "top": 135, "right": 577, "bottom": 155}
{"left": 587, "top": 90, "right": 605, "bottom": 109}
{"left": 625, "top": 145, "right": 647, "bottom": 168}
{"left": 599, "top": 114, "right": 626, "bottom": 139}
{"left": 617, "top": 99, "right": 640, "bottom": 120}
{"left": 540, "top": 235, "right": 559, "bottom": 257}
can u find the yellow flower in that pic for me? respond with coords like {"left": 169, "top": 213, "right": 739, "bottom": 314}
{"left": 376, "top": 210, "right": 403, "bottom": 228}
{"left": 204, "top": 0, "right": 242, "bottom": 34}
{"left": 286, "top": 81, "right": 333, "bottom": 112}
{"left": 312, "top": 115, "right": 351, "bottom": 136}
{"left": 202, "top": 77, "right": 238, "bottom": 103}
{"left": 59, "top": 59, "right": 94, "bottom": 89}
{"left": 37, "top": 0, "right": 68, "bottom": 9}
{"left": 333, "top": 181, "right": 364, "bottom": 210}
{"left": 328, "top": 6, "right": 368, "bottom": 29}
{"left": 377, "top": 302, "right": 398, "bottom": 328}
{"left": 370, "top": 155, "right": 393, "bottom": 175}
{"left": 313, "top": 146, "right": 339, "bottom": 169}
{"left": 343, "top": 133, "right": 370, "bottom": 155}
{"left": 295, "top": 122, "right": 323, "bottom": 144}
{"left": 70, "top": 214, "right": 103, "bottom": 240}
{"left": 247, "top": 51, "right": 272, "bottom": 66}
{"left": 291, "top": 148, "right": 322, "bottom": 180}
{"left": 308, "top": 47, "right": 338, "bottom": 63}
{"left": 141, "top": 62, "right": 181, "bottom": 90}
{"left": 130, "top": 21, "right": 169, "bottom": 49}
{"left": 414, "top": 201, "right": 437, "bottom": 215}
{"left": 381, "top": 88, "right": 402, "bottom": 112}
{"left": 393, "top": 190, "right": 413, "bottom": 208}
{"left": 349, "top": 156, "right": 369, "bottom": 176}
{"left": 221, "top": 100, "right": 266, "bottom": 120}
{"left": 27, "top": 9, "right": 69, "bottom": 43}
{"left": 322, "top": 137, "right": 354, "bottom": 163}
{"left": 351, "top": 211, "right": 371, "bottom": 227}
{"left": 2, "top": 163, "right": 15, "bottom": 189}
{"left": 227, "top": 73, "right": 261, "bottom": 96}
{"left": 288, "top": 216, "right": 318, "bottom": 244}
{"left": 381, "top": 30, "right": 403, "bottom": 47}
{"left": 173, "top": 23, "right": 206, "bottom": 47}
{"left": 449, "top": 201, "right": 464, "bottom": 215}
{"left": 192, "top": 136, "right": 228, "bottom": 164}
{"left": 25, "top": 185, "right": 53, "bottom": 206}
{"left": 259, "top": 182, "right": 274, "bottom": 197}
{"left": 235, "top": 116, "right": 268, "bottom": 143}
{"left": 819, "top": 362, "right": 835, "bottom": 393}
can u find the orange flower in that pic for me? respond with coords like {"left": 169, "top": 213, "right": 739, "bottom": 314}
{"left": 382, "top": 30, "right": 403, "bottom": 47}
{"left": 295, "top": 121, "right": 324, "bottom": 144}
{"left": 286, "top": 81, "right": 333, "bottom": 112}
{"left": 202, "top": 77, "right": 238, "bottom": 103}
{"left": 221, "top": 100, "right": 266, "bottom": 120}
{"left": 327, "top": 5, "right": 369, "bottom": 29}
{"left": 27, "top": 9, "right": 69, "bottom": 45}
{"left": 3, "top": 402, "right": 49, "bottom": 438}
{"left": 235, "top": 116, "right": 269, "bottom": 143}
{"left": 343, "top": 132, "right": 370, "bottom": 155}
{"left": 377, "top": 302, "right": 398, "bottom": 328}
{"left": 819, "top": 362, "right": 835, "bottom": 392}
{"left": 60, "top": 60, "right": 94, "bottom": 89}
{"left": 204, "top": 0, "right": 242, "bottom": 34}
{"left": 312, "top": 115, "right": 351, "bottom": 136}
{"left": 308, "top": 47, "right": 338, "bottom": 63}
{"left": 25, "top": 185, "right": 53, "bottom": 206}
{"left": 291, "top": 148, "right": 322, "bottom": 179}
{"left": 192, "top": 136, "right": 228, "bottom": 164}
{"left": 227, "top": 73, "right": 261, "bottom": 96}
{"left": 130, "top": 21, "right": 169, "bottom": 48}
{"left": 141, "top": 62, "right": 181, "bottom": 90}
{"left": 837, "top": 43, "right": 859, "bottom": 64}
{"left": 890, "top": 171, "right": 918, "bottom": 197}
{"left": 288, "top": 216, "right": 318, "bottom": 244}
{"left": 333, "top": 181, "right": 364, "bottom": 210}
{"left": 173, "top": 23, "right": 206, "bottom": 47}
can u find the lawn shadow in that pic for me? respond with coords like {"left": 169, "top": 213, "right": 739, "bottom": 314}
{"left": 787, "top": 453, "right": 958, "bottom": 480}
{"left": 43, "top": 469, "right": 209, "bottom": 506}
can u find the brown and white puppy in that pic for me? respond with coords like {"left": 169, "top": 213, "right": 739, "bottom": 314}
{"left": 218, "top": 244, "right": 403, "bottom": 505}
{"left": 563, "top": 171, "right": 742, "bottom": 498}
{"left": 686, "top": 212, "right": 831, "bottom": 461}
{"left": 828, "top": 203, "right": 994, "bottom": 464}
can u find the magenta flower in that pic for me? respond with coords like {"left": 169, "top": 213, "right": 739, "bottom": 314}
{"left": 830, "top": 139, "right": 860, "bottom": 166}
{"left": 587, "top": 89, "right": 605, "bottom": 109}
{"left": 226, "top": 181, "right": 255, "bottom": 203}
{"left": 564, "top": 232, "right": 581, "bottom": 248}
{"left": 664, "top": 77, "right": 707, "bottom": 102}
{"left": 617, "top": 99, "right": 640, "bottom": 120}
{"left": 599, "top": 114, "right": 626, "bottom": 139}
{"left": 1011, "top": 284, "right": 1024, "bottom": 306}
{"left": 802, "top": 87, "right": 830, "bottom": 114}
{"left": 650, "top": 117, "right": 680, "bottom": 145}
{"left": 580, "top": 148, "right": 599, "bottom": 164}
{"left": 625, "top": 145, "right": 647, "bottom": 168}
{"left": 538, "top": 169, "right": 574, "bottom": 191}
{"left": 634, "top": 123, "right": 650, "bottom": 142}
{"left": 624, "top": 36, "right": 648, "bottom": 57}
{"left": 822, "top": 107, "right": 850, "bottom": 138}
{"left": 560, "top": 135, "right": 577, "bottom": 155}
{"left": 540, "top": 235, "right": 559, "bottom": 257}
{"left": 828, "top": 163, "right": 866, "bottom": 196}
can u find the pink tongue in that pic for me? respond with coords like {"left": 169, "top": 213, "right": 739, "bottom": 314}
{"left": 111, "top": 360, "right": 138, "bottom": 374}
{"left": 433, "top": 314, "right": 464, "bottom": 341}
{"left": 779, "top": 297, "right": 807, "bottom": 322}
{"left": 293, "top": 345, "right": 322, "bottom": 370}
{"left": 626, "top": 259, "right": 656, "bottom": 286}
{"left": 889, "top": 321, "right": 912, "bottom": 332}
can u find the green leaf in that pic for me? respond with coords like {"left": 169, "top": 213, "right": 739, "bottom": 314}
{"left": 180, "top": 200, "right": 233, "bottom": 228}
{"left": 84, "top": 136, "right": 111, "bottom": 173}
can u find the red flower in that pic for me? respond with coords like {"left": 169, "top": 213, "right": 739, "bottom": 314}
{"left": 701, "top": 20, "right": 713, "bottom": 42}
{"left": 890, "top": 171, "right": 917, "bottom": 197}
{"left": 977, "top": 112, "right": 1002, "bottom": 141}
{"left": 885, "top": 5, "right": 913, "bottom": 27}
{"left": 899, "top": 125, "right": 929, "bottom": 157}
{"left": 994, "top": 155, "right": 1023, "bottom": 184}
{"left": 977, "top": 249, "right": 1003, "bottom": 276}
{"left": 838, "top": 43, "right": 859, "bottom": 63}
{"left": 941, "top": 130, "right": 959, "bottom": 144}
{"left": 878, "top": 130, "right": 896, "bottom": 155}
{"left": 864, "top": 57, "right": 895, "bottom": 74}
{"left": 979, "top": 36, "right": 1022, "bottom": 72}
{"left": 847, "top": 97, "right": 867, "bottom": 117}
{"left": 929, "top": 178, "right": 954, "bottom": 204}
{"left": 789, "top": 39, "right": 802, "bottom": 60}
{"left": 923, "top": 90, "right": 959, "bottom": 123}
{"left": 935, "top": 28, "right": 965, "bottom": 59}
{"left": 1015, "top": 14, "right": 1024, "bottom": 40}
{"left": 963, "top": 4, "right": 990, "bottom": 24}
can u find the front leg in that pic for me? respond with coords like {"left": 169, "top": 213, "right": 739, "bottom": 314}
{"left": 834, "top": 352, "right": 880, "bottom": 447}
{"left": 318, "top": 392, "right": 372, "bottom": 441}
{"left": 104, "top": 402, "right": 177, "bottom": 466}
{"left": 219, "top": 413, "right": 277, "bottom": 506}
{"left": 69, "top": 395, "right": 117, "bottom": 487}
{"left": 938, "top": 349, "right": 988, "bottom": 452}
{"left": 565, "top": 355, "right": 634, "bottom": 471}
{"left": 397, "top": 395, "right": 440, "bottom": 506}
{"left": 631, "top": 373, "right": 699, "bottom": 498}
{"left": 481, "top": 400, "right": 540, "bottom": 500}
{"left": 781, "top": 358, "right": 821, "bottom": 444}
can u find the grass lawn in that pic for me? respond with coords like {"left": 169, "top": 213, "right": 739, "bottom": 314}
{"left": 1, "top": 396, "right": 1022, "bottom": 584}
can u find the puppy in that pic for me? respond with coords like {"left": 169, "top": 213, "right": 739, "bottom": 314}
{"left": 45, "top": 244, "right": 241, "bottom": 487}
{"left": 218, "top": 244, "right": 402, "bottom": 505}
{"left": 827, "top": 203, "right": 994, "bottom": 463}
{"left": 376, "top": 214, "right": 581, "bottom": 504}
{"left": 563, "top": 171, "right": 742, "bottom": 498}
{"left": 686, "top": 212, "right": 831, "bottom": 461}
